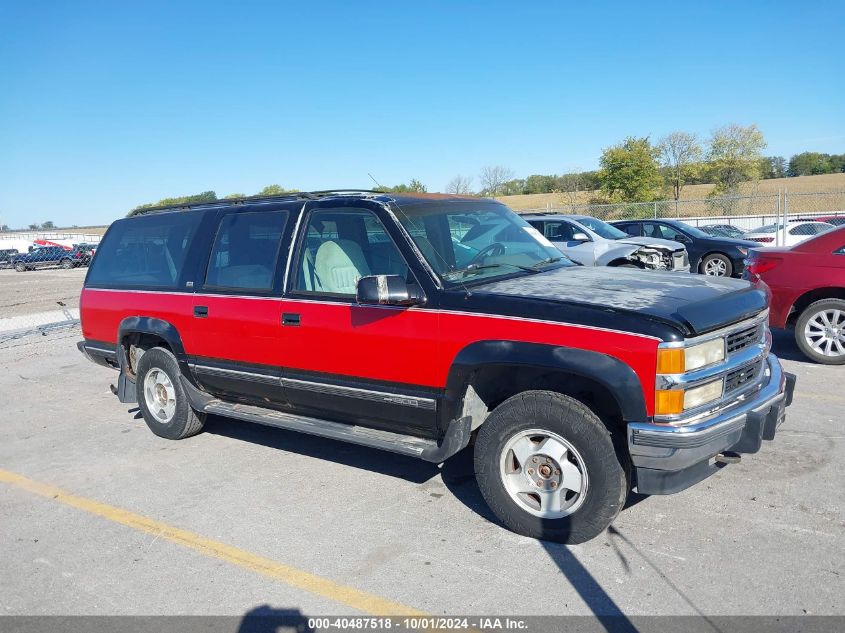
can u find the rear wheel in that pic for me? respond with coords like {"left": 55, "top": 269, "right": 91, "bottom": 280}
{"left": 795, "top": 299, "right": 845, "bottom": 365}
{"left": 474, "top": 390, "right": 627, "bottom": 544}
{"left": 14, "top": 262, "right": 26, "bottom": 272}
{"left": 700, "top": 253, "right": 732, "bottom": 277}
{"left": 59, "top": 258, "right": 73, "bottom": 269}
{"left": 135, "top": 347, "right": 206, "bottom": 439}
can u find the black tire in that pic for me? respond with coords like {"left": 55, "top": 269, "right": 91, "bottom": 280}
{"left": 59, "top": 258, "right": 73, "bottom": 269}
{"left": 794, "top": 298, "right": 845, "bottom": 365}
{"left": 135, "top": 347, "right": 206, "bottom": 439}
{"left": 474, "top": 390, "right": 628, "bottom": 544}
{"left": 699, "top": 253, "right": 733, "bottom": 277}
{"left": 14, "top": 262, "right": 26, "bottom": 272}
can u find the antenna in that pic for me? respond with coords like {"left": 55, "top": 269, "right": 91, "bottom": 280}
{"left": 367, "top": 173, "right": 385, "bottom": 191}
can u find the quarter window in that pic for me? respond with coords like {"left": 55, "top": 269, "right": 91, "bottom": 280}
{"left": 86, "top": 212, "right": 202, "bottom": 288}
{"left": 205, "top": 211, "right": 288, "bottom": 291}
{"left": 294, "top": 209, "right": 409, "bottom": 296}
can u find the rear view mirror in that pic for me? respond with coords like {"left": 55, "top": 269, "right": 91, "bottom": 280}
{"left": 572, "top": 232, "right": 589, "bottom": 242}
{"left": 356, "top": 275, "right": 424, "bottom": 307}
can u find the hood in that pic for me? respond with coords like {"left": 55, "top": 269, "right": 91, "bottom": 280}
{"left": 700, "top": 235, "right": 761, "bottom": 249}
{"left": 474, "top": 266, "right": 768, "bottom": 336}
{"left": 614, "top": 236, "right": 684, "bottom": 250}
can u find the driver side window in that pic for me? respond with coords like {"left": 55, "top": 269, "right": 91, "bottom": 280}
{"left": 293, "top": 209, "right": 409, "bottom": 296}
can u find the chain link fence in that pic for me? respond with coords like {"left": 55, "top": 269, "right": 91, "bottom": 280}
{"left": 518, "top": 190, "right": 845, "bottom": 233}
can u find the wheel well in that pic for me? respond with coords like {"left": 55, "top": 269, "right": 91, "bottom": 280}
{"left": 607, "top": 257, "right": 643, "bottom": 268}
{"left": 120, "top": 332, "right": 173, "bottom": 377}
{"left": 786, "top": 287, "right": 845, "bottom": 328}
{"left": 462, "top": 365, "right": 625, "bottom": 431}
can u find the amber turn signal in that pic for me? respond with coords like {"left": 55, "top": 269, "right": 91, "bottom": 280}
{"left": 654, "top": 390, "right": 685, "bottom": 416}
{"left": 656, "top": 348, "right": 685, "bottom": 374}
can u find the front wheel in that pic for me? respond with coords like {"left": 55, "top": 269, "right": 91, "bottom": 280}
{"left": 700, "top": 253, "right": 733, "bottom": 277}
{"left": 795, "top": 299, "right": 845, "bottom": 365}
{"left": 14, "top": 262, "right": 26, "bottom": 272}
{"left": 135, "top": 347, "right": 206, "bottom": 439}
{"left": 474, "top": 391, "right": 628, "bottom": 544}
{"left": 59, "top": 258, "right": 74, "bottom": 269}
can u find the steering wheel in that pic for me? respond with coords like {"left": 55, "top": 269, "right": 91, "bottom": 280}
{"left": 468, "top": 242, "right": 506, "bottom": 267}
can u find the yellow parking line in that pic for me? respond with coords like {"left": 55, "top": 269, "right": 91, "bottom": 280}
{"left": 0, "top": 468, "right": 424, "bottom": 616}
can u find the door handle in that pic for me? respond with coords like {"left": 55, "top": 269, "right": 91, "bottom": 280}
{"left": 194, "top": 306, "right": 208, "bottom": 318}
{"left": 282, "top": 313, "right": 300, "bottom": 326}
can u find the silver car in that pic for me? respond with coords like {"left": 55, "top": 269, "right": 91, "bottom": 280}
{"left": 524, "top": 214, "right": 690, "bottom": 272}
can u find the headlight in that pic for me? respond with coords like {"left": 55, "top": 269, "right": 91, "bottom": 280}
{"left": 654, "top": 379, "right": 724, "bottom": 416}
{"left": 683, "top": 379, "right": 724, "bottom": 409}
{"left": 656, "top": 338, "right": 725, "bottom": 373}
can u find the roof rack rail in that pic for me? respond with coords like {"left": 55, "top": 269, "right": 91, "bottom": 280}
{"left": 127, "top": 189, "right": 384, "bottom": 217}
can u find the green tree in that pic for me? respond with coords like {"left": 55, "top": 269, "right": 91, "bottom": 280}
{"left": 707, "top": 124, "right": 767, "bottom": 194}
{"left": 597, "top": 136, "right": 663, "bottom": 202}
{"left": 787, "top": 152, "right": 834, "bottom": 176}
{"left": 41, "top": 220, "right": 55, "bottom": 229}
{"left": 223, "top": 193, "right": 247, "bottom": 199}
{"left": 129, "top": 191, "right": 218, "bottom": 215}
{"left": 376, "top": 180, "right": 428, "bottom": 193}
{"left": 28, "top": 223, "right": 39, "bottom": 230}
{"left": 0, "top": 224, "right": 9, "bottom": 232}
{"left": 658, "top": 131, "right": 702, "bottom": 200}
{"left": 760, "top": 156, "right": 786, "bottom": 179}
{"left": 257, "top": 184, "right": 299, "bottom": 196}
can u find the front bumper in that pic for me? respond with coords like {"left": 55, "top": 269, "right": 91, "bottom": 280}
{"left": 628, "top": 354, "right": 796, "bottom": 495}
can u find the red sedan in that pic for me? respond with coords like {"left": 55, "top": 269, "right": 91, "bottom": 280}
{"left": 744, "top": 226, "right": 845, "bottom": 364}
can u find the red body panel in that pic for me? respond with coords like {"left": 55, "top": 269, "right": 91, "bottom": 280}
{"left": 747, "top": 228, "right": 845, "bottom": 328}
{"left": 81, "top": 288, "right": 660, "bottom": 414}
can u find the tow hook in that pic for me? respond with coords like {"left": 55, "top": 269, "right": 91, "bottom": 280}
{"left": 715, "top": 452, "right": 741, "bottom": 465}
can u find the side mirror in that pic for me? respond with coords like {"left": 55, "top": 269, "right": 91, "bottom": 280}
{"left": 356, "top": 275, "right": 424, "bottom": 307}
{"left": 572, "top": 232, "right": 590, "bottom": 242}
{"left": 675, "top": 233, "right": 691, "bottom": 243}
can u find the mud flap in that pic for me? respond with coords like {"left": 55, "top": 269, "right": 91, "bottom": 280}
{"left": 110, "top": 372, "right": 137, "bottom": 404}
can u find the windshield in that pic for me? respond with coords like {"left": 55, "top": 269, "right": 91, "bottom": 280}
{"left": 675, "top": 222, "right": 710, "bottom": 238}
{"left": 393, "top": 202, "right": 573, "bottom": 286}
{"left": 574, "top": 217, "right": 628, "bottom": 240}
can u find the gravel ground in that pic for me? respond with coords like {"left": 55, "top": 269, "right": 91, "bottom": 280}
{"left": 0, "top": 329, "right": 842, "bottom": 619}
{"left": 0, "top": 267, "right": 86, "bottom": 317}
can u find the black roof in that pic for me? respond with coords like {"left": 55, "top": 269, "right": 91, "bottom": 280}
{"left": 127, "top": 190, "right": 489, "bottom": 217}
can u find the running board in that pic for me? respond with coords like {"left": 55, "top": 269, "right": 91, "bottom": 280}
{"left": 201, "top": 400, "right": 471, "bottom": 463}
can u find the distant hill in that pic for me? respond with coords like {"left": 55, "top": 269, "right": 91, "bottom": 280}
{"left": 496, "top": 172, "right": 845, "bottom": 211}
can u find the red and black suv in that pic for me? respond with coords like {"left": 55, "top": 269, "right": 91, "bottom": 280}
{"left": 78, "top": 191, "right": 796, "bottom": 543}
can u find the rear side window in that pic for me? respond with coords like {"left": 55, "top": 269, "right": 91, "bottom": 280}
{"left": 86, "top": 213, "right": 201, "bottom": 288}
{"left": 205, "top": 211, "right": 288, "bottom": 291}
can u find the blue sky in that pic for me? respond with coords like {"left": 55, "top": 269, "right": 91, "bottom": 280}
{"left": 1, "top": 0, "right": 843, "bottom": 227}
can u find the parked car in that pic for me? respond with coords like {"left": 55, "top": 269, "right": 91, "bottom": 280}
{"left": 612, "top": 218, "right": 759, "bottom": 277}
{"left": 0, "top": 247, "right": 19, "bottom": 268}
{"left": 700, "top": 224, "right": 746, "bottom": 239}
{"left": 797, "top": 216, "right": 845, "bottom": 227}
{"left": 744, "top": 226, "right": 845, "bottom": 364}
{"left": 78, "top": 191, "right": 794, "bottom": 544}
{"left": 523, "top": 214, "right": 690, "bottom": 271}
{"left": 742, "top": 221, "right": 833, "bottom": 247}
{"left": 12, "top": 245, "right": 91, "bottom": 271}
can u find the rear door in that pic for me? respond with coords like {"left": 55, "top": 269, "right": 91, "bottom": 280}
{"left": 278, "top": 200, "right": 440, "bottom": 438}
{"left": 541, "top": 219, "right": 597, "bottom": 265}
{"left": 186, "top": 205, "right": 297, "bottom": 404}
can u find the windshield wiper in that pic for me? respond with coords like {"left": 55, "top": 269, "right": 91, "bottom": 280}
{"left": 443, "top": 262, "right": 539, "bottom": 280}
{"left": 529, "top": 256, "right": 564, "bottom": 270}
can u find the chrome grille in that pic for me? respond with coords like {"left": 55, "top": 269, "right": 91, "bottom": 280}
{"left": 725, "top": 359, "right": 763, "bottom": 395}
{"left": 727, "top": 324, "right": 762, "bottom": 354}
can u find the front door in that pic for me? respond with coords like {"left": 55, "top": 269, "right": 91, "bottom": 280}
{"left": 278, "top": 201, "right": 440, "bottom": 438}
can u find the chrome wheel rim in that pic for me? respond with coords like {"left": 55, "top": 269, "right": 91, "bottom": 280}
{"left": 143, "top": 367, "right": 176, "bottom": 423}
{"left": 804, "top": 309, "right": 845, "bottom": 358}
{"left": 499, "top": 429, "right": 588, "bottom": 519}
{"left": 703, "top": 258, "right": 727, "bottom": 276}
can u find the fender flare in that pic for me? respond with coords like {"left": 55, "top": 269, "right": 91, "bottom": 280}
{"left": 441, "top": 340, "right": 648, "bottom": 429}
{"left": 116, "top": 317, "right": 196, "bottom": 385}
